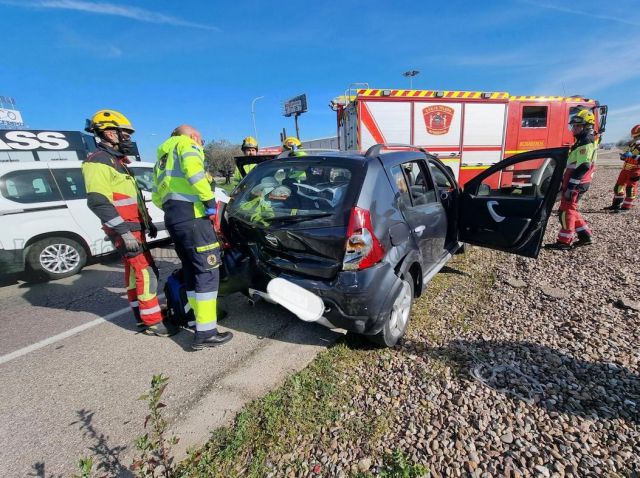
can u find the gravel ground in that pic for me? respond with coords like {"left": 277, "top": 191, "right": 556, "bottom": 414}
{"left": 263, "top": 166, "right": 639, "bottom": 477}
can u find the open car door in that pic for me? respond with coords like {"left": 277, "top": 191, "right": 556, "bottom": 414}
{"left": 458, "top": 147, "right": 569, "bottom": 258}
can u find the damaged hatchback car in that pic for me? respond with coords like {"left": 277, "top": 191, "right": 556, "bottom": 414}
{"left": 217, "top": 145, "right": 568, "bottom": 346}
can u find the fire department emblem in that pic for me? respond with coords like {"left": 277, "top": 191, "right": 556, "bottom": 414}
{"left": 206, "top": 254, "right": 217, "bottom": 266}
{"left": 422, "top": 105, "right": 455, "bottom": 135}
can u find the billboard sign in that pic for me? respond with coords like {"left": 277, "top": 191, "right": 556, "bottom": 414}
{"left": 0, "top": 108, "right": 25, "bottom": 128}
{"left": 283, "top": 94, "right": 308, "bottom": 117}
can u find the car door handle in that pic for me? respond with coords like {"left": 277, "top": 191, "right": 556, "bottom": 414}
{"left": 487, "top": 200, "right": 506, "bottom": 223}
{"left": 414, "top": 225, "right": 426, "bottom": 235}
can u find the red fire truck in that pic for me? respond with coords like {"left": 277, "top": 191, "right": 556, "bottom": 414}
{"left": 331, "top": 86, "right": 607, "bottom": 186}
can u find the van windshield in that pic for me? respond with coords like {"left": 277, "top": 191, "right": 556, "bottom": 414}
{"left": 226, "top": 159, "right": 356, "bottom": 226}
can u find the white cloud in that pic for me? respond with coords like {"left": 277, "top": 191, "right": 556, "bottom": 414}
{"left": 0, "top": 0, "right": 218, "bottom": 31}
{"left": 517, "top": 0, "right": 636, "bottom": 26}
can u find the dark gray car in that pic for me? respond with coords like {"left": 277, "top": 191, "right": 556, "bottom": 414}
{"left": 219, "top": 145, "right": 567, "bottom": 346}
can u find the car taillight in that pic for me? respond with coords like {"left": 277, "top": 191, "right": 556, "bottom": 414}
{"left": 214, "top": 201, "right": 231, "bottom": 250}
{"left": 343, "top": 207, "right": 385, "bottom": 271}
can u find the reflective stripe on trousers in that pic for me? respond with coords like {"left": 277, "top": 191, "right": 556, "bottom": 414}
{"left": 166, "top": 217, "right": 220, "bottom": 332}
{"left": 118, "top": 231, "right": 163, "bottom": 325}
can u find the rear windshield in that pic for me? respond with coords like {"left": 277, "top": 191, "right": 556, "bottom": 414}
{"left": 227, "top": 159, "right": 357, "bottom": 225}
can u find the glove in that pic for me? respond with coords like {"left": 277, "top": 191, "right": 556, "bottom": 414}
{"left": 120, "top": 231, "right": 141, "bottom": 253}
{"left": 205, "top": 207, "right": 217, "bottom": 223}
{"left": 148, "top": 222, "right": 158, "bottom": 239}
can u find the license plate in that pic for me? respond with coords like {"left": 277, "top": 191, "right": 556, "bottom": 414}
{"left": 266, "top": 278, "right": 324, "bottom": 322}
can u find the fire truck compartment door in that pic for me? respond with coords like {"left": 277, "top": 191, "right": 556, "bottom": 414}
{"left": 461, "top": 102, "right": 506, "bottom": 167}
{"left": 457, "top": 147, "right": 568, "bottom": 258}
{"left": 359, "top": 101, "right": 411, "bottom": 151}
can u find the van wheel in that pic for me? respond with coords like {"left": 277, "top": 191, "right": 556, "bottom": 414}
{"left": 369, "top": 277, "right": 414, "bottom": 347}
{"left": 26, "top": 238, "right": 87, "bottom": 280}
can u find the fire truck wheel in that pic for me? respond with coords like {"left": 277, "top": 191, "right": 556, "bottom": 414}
{"left": 26, "top": 237, "right": 87, "bottom": 281}
{"left": 369, "top": 276, "right": 414, "bottom": 347}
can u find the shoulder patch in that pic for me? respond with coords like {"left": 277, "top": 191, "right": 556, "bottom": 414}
{"left": 579, "top": 147, "right": 587, "bottom": 154}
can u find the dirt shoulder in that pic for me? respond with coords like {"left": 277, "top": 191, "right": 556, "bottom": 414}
{"left": 180, "top": 166, "right": 639, "bottom": 477}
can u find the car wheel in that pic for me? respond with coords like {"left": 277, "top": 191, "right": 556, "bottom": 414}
{"left": 26, "top": 237, "right": 87, "bottom": 280}
{"left": 369, "top": 276, "right": 414, "bottom": 347}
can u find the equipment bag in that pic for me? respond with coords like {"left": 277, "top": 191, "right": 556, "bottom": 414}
{"left": 163, "top": 269, "right": 195, "bottom": 326}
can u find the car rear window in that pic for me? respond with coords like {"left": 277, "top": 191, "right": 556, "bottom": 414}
{"left": 227, "top": 159, "right": 357, "bottom": 225}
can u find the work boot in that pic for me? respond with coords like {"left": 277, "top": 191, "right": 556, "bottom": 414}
{"left": 573, "top": 236, "right": 593, "bottom": 247}
{"left": 192, "top": 330, "right": 233, "bottom": 350}
{"left": 143, "top": 320, "right": 180, "bottom": 337}
{"left": 544, "top": 242, "right": 572, "bottom": 251}
{"left": 603, "top": 205, "right": 620, "bottom": 212}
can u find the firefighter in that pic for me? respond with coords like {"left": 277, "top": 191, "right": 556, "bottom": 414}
{"left": 82, "top": 110, "right": 177, "bottom": 336}
{"left": 282, "top": 136, "right": 305, "bottom": 155}
{"left": 604, "top": 124, "right": 640, "bottom": 212}
{"left": 153, "top": 125, "right": 233, "bottom": 349}
{"left": 232, "top": 136, "right": 258, "bottom": 186}
{"left": 547, "top": 109, "right": 597, "bottom": 250}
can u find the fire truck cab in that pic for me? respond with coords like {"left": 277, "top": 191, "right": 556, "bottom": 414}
{"left": 331, "top": 86, "right": 607, "bottom": 187}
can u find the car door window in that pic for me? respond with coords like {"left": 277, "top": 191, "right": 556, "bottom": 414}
{"left": 398, "top": 160, "right": 436, "bottom": 206}
{"left": 390, "top": 165, "right": 412, "bottom": 207}
{"left": 52, "top": 168, "right": 87, "bottom": 200}
{"left": 428, "top": 160, "right": 454, "bottom": 190}
{"left": 0, "top": 169, "right": 62, "bottom": 203}
{"left": 473, "top": 158, "right": 556, "bottom": 198}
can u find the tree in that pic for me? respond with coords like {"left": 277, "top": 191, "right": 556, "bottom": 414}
{"left": 203, "top": 139, "right": 241, "bottom": 179}
{"left": 616, "top": 137, "right": 631, "bottom": 148}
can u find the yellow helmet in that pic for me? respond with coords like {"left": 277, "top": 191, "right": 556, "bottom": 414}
{"left": 569, "top": 109, "right": 595, "bottom": 126}
{"left": 85, "top": 109, "right": 135, "bottom": 134}
{"left": 241, "top": 136, "right": 258, "bottom": 151}
{"left": 282, "top": 136, "right": 302, "bottom": 150}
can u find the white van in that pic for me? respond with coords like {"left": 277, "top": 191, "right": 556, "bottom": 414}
{"left": 0, "top": 161, "right": 168, "bottom": 280}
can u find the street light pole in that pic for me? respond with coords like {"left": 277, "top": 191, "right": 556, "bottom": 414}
{"left": 251, "top": 96, "right": 265, "bottom": 143}
{"left": 402, "top": 70, "right": 420, "bottom": 89}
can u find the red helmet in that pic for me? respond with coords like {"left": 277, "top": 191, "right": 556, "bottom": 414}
{"left": 631, "top": 124, "right": 640, "bottom": 139}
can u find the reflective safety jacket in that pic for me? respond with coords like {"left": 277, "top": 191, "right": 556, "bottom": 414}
{"left": 82, "top": 144, "right": 151, "bottom": 236}
{"left": 621, "top": 139, "right": 640, "bottom": 173}
{"left": 232, "top": 163, "right": 256, "bottom": 187}
{"left": 566, "top": 134, "right": 597, "bottom": 188}
{"left": 153, "top": 135, "right": 215, "bottom": 226}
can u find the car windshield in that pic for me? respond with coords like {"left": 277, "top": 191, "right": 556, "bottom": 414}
{"left": 227, "top": 159, "right": 355, "bottom": 225}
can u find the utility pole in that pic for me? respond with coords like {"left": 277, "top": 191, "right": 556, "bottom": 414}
{"left": 251, "top": 96, "right": 265, "bottom": 142}
{"left": 402, "top": 70, "right": 420, "bottom": 89}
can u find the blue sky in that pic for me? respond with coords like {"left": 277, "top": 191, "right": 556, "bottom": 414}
{"left": 1, "top": 0, "right": 639, "bottom": 159}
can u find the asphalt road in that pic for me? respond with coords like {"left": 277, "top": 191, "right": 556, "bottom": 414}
{"left": 0, "top": 247, "right": 340, "bottom": 477}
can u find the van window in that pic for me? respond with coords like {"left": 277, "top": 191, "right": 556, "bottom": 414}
{"left": 52, "top": 168, "right": 87, "bottom": 200}
{"left": 522, "top": 106, "right": 548, "bottom": 128}
{"left": 0, "top": 169, "right": 62, "bottom": 203}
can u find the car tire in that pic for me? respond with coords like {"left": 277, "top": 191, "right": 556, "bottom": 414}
{"left": 369, "top": 276, "right": 414, "bottom": 347}
{"left": 26, "top": 237, "right": 87, "bottom": 280}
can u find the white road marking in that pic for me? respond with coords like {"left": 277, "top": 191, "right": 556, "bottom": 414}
{"left": 0, "top": 294, "right": 165, "bottom": 366}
